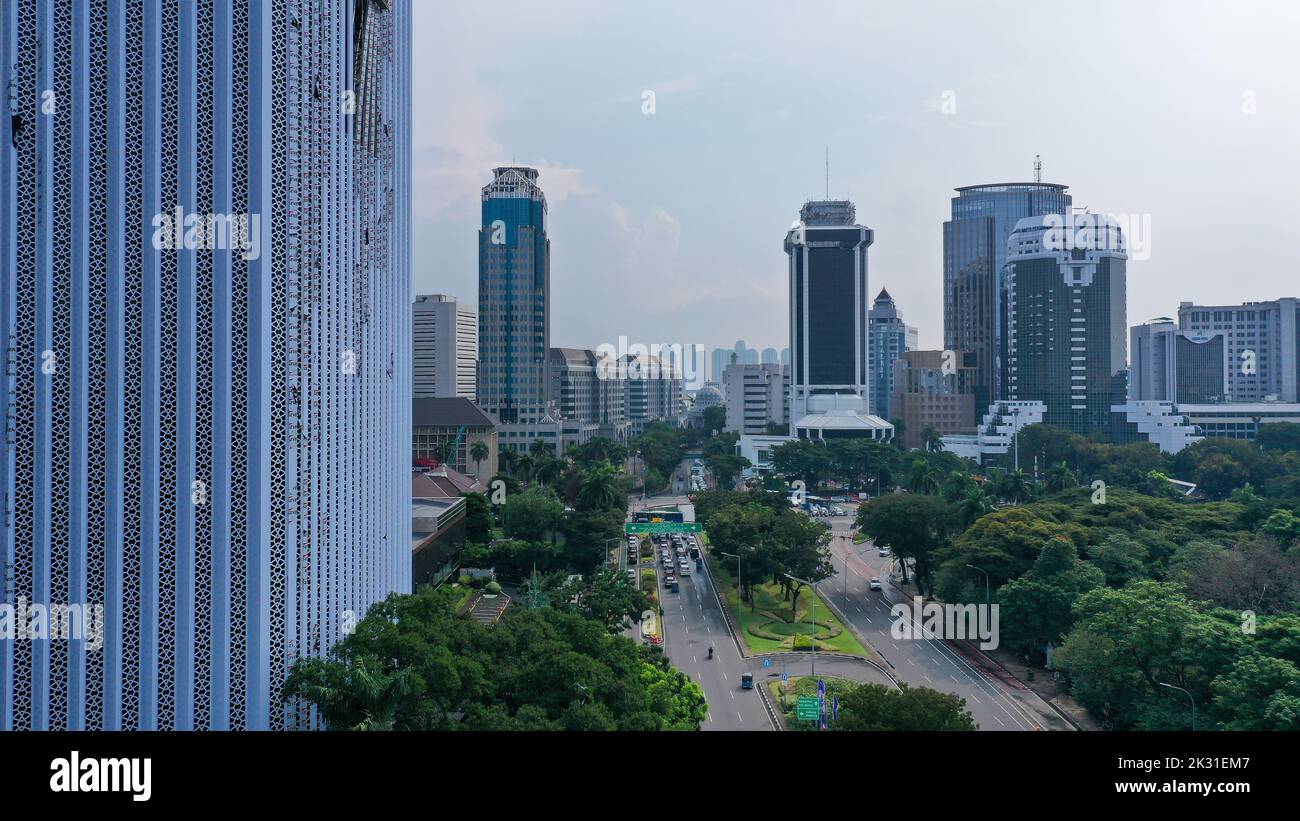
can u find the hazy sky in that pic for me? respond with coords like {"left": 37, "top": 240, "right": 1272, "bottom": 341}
{"left": 412, "top": 0, "right": 1300, "bottom": 355}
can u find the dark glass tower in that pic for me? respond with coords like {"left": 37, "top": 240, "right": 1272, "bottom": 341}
{"left": 943, "top": 182, "right": 1072, "bottom": 415}
{"left": 478, "top": 167, "right": 550, "bottom": 424}
{"left": 1004, "top": 215, "right": 1127, "bottom": 436}
{"left": 785, "top": 200, "right": 872, "bottom": 426}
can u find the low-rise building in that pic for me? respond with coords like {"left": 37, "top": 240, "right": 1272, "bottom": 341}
{"left": 891, "top": 349, "right": 976, "bottom": 449}
{"left": 412, "top": 397, "right": 498, "bottom": 480}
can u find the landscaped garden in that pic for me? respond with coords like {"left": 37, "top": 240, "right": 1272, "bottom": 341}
{"left": 767, "top": 675, "right": 859, "bottom": 729}
{"left": 708, "top": 554, "right": 869, "bottom": 656}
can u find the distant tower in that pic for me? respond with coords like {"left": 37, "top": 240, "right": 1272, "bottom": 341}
{"left": 784, "top": 200, "right": 892, "bottom": 442}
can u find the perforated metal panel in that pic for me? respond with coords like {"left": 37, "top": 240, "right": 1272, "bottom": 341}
{"left": 0, "top": 0, "right": 411, "bottom": 732}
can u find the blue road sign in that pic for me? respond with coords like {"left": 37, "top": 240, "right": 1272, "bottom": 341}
{"left": 781, "top": 673, "right": 788, "bottom": 684}
{"left": 762, "top": 658, "right": 771, "bottom": 668}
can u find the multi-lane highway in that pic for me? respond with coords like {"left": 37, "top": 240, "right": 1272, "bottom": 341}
{"left": 651, "top": 538, "right": 775, "bottom": 730}
{"left": 816, "top": 511, "right": 1073, "bottom": 731}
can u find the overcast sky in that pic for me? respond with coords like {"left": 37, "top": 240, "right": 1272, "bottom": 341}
{"left": 411, "top": 0, "right": 1300, "bottom": 355}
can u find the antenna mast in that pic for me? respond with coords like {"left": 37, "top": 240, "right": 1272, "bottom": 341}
{"left": 1034, "top": 154, "right": 1042, "bottom": 183}
{"left": 825, "top": 146, "right": 829, "bottom": 199}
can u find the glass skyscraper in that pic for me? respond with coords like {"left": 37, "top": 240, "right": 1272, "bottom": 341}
{"left": 1003, "top": 214, "right": 1127, "bottom": 436}
{"left": 0, "top": 0, "right": 411, "bottom": 731}
{"left": 943, "top": 182, "right": 1072, "bottom": 415}
{"left": 867, "top": 288, "right": 918, "bottom": 421}
{"left": 477, "top": 167, "right": 550, "bottom": 424}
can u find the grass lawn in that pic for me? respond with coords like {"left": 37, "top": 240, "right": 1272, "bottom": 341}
{"left": 448, "top": 583, "right": 475, "bottom": 613}
{"left": 640, "top": 568, "right": 659, "bottom": 608}
{"left": 708, "top": 553, "right": 870, "bottom": 657}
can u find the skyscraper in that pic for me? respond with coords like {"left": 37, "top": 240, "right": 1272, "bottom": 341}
{"left": 1003, "top": 214, "right": 1127, "bottom": 435}
{"left": 413, "top": 294, "right": 477, "bottom": 400}
{"left": 867, "top": 288, "right": 918, "bottom": 420}
{"left": 0, "top": 1, "right": 412, "bottom": 731}
{"left": 943, "top": 181, "right": 1072, "bottom": 414}
{"left": 785, "top": 200, "right": 892, "bottom": 442}
{"left": 477, "top": 166, "right": 550, "bottom": 424}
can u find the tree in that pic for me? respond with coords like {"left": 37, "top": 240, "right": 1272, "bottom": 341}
{"left": 999, "top": 468, "right": 1034, "bottom": 504}
{"left": 469, "top": 439, "right": 490, "bottom": 479}
{"left": 702, "top": 431, "right": 750, "bottom": 490}
{"left": 561, "top": 507, "right": 626, "bottom": 574}
{"left": 1194, "top": 453, "right": 1251, "bottom": 500}
{"left": 1045, "top": 460, "right": 1077, "bottom": 494}
{"left": 1255, "top": 421, "right": 1300, "bottom": 454}
{"left": 461, "top": 492, "right": 494, "bottom": 544}
{"left": 770, "top": 439, "right": 832, "bottom": 489}
{"left": 1086, "top": 534, "right": 1150, "bottom": 588}
{"left": 998, "top": 538, "right": 1105, "bottom": 659}
{"left": 921, "top": 425, "right": 943, "bottom": 453}
{"left": 956, "top": 485, "right": 993, "bottom": 527}
{"left": 701, "top": 405, "right": 727, "bottom": 437}
{"left": 907, "top": 459, "right": 942, "bottom": 495}
{"left": 502, "top": 485, "right": 564, "bottom": 543}
{"left": 1260, "top": 509, "right": 1300, "bottom": 545}
{"left": 832, "top": 682, "right": 976, "bottom": 731}
{"left": 533, "top": 454, "right": 565, "bottom": 488}
{"left": 574, "top": 461, "right": 627, "bottom": 512}
{"left": 560, "top": 570, "right": 650, "bottom": 632}
{"left": 283, "top": 586, "right": 707, "bottom": 730}
{"left": 856, "top": 493, "right": 958, "bottom": 595}
{"left": 1211, "top": 654, "right": 1300, "bottom": 731}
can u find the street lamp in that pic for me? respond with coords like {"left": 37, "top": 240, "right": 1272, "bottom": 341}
{"left": 719, "top": 550, "right": 743, "bottom": 609}
{"left": 1159, "top": 682, "right": 1196, "bottom": 731}
{"left": 965, "top": 563, "right": 991, "bottom": 608}
{"left": 785, "top": 573, "right": 817, "bottom": 680}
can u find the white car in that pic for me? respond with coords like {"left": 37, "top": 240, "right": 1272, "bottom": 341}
{"left": 878, "top": 547, "right": 890, "bottom": 557}
{"left": 678, "top": 560, "right": 691, "bottom": 575}
{"left": 869, "top": 577, "right": 882, "bottom": 591}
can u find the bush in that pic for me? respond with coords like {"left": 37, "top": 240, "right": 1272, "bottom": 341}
{"left": 485, "top": 581, "right": 502, "bottom": 595}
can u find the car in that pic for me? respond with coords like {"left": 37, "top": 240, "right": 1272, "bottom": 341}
{"left": 878, "top": 547, "right": 890, "bottom": 557}
{"left": 664, "top": 573, "right": 675, "bottom": 584}
{"left": 869, "top": 577, "right": 882, "bottom": 591}
{"left": 626, "top": 569, "right": 637, "bottom": 582}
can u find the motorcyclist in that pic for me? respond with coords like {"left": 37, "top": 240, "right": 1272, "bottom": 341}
{"left": 707, "top": 645, "right": 714, "bottom": 659}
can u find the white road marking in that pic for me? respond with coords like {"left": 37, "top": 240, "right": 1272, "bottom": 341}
{"left": 907, "top": 658, "right": 916, "bottom": 667}
{"left": 993, "top": 714, "right": 1006, "bottom": 727}
{"left": 970, "top": 693, "right": 982, "bottom": 704}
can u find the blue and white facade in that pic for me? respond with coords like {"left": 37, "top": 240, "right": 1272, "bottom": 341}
{"left": 0, "top": 0, "right": 411, "bottom": 731}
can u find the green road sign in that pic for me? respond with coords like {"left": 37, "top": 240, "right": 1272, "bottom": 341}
{"left": 796, "top": 696, "right": 819, "bottom": 721}
{"left": 624, "top": 522, "right": 702, "bottom": 534}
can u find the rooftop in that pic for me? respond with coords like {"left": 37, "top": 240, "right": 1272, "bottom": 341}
{"left": 412, "top": 397, "right": 496, "bottom": 429}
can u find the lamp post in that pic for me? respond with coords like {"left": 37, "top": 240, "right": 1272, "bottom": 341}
{"left": 965, "top": 563, "right": 991, "bottom": 608}
{"left": 719, "top": 550, "right": 742, "bottom": 609}
{"left": 785, "top": 573, "right": 817, "bottom": 680}
{"left": 1159, "top": 682, "right": 1196, "bottom": 731}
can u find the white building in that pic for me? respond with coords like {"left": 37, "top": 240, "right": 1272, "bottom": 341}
{"left": 413, "top": 293, "right": 477, "bottom": 400}
{"left": 1177, "top": 298, "right": 1300, "bottom": 403}
{"left": 941, "top": 400, "right": 1045, "bottom": 464}
{"left": 723, "top": 362, "right": 789, "bottom": 435}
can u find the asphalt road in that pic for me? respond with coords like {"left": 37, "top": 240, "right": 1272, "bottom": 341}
{"left": 817, "top": 514, "right": 1072, "bottom": 731}
{"left": 654, "top": 543, "right": 775, "bottom": 731}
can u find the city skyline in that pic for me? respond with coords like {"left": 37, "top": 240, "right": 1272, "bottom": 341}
{"left": 411, "top": 1, "right": 1300, "bottom": 354}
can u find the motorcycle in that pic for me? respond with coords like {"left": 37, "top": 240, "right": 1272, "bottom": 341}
{"left": 707, "top": 646, "right": 714, "bottom": 660}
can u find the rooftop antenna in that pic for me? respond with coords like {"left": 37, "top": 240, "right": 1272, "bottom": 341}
{"left": 1034, "top": 154, "right": 1042, "bottom": 183}
{"left": 825, "top": 146, "right": 830, "bottom": 199}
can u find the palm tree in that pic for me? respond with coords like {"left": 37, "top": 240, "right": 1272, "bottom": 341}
{"left": 576, "top": 462, "right": 624, "bottom": 511}
{"left": 529, "top": 439, "right": 555, "bottom": 459}
{"left": 921, "top": 425, "right": 943, "bottom": 453}
{"left": 1001, "top": 468, "right": 1033, "bottom": 505}
{"left": 534, "top": 455, "right": 564, "bottom": 487}
{"left": 513, "top": 453, "right": 535, "bottom": 485}
{"left": 498, "top": 447, "right": 517, "bottom": 476}
{"left": 942, "top": 470, "right": 972, "bottom": 502}
{"left": 1045, "top": 460, "right": 1076, "bottom": 494}
{"left": 469, "top": 440, "right": 490, "bottom": 480}
{"left": 957, "top": 486, "right": 993, "bottom": 526}
{"left": 908, "top": 459, "right": 941, "bottom": 495}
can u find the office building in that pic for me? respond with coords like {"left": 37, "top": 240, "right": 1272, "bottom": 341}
{"left": 722, "top": 362, "right": 789, "bottom": 435}
{"left": 867, "top": 288, "right": 918, "bottom": 420}
{"left": 760, "top": 347, "right": 779, "bottom": 365}
{"left": 0, "top": 1, "right": 412, "bottom": 731}
{"left": 1129, "top": 319, "right": 1229, "bottom": 404}
{"left": 622, "top": 354, "right": 683, "bottom": 433}
{"left": 943, "top": 181, "right": 1072, "bottom": 413}
{"left": 412, "top": 398, "right": 499, "bottom": 480}
{"left": 477, "top": 166, "right": 550, "bottom": 424}
{"left": 891, "top": 350, "right": 976, "bottom": 449}
{"left": 548, "top": 347, "right": 627, "bottom": 441}
{"left": 1177, "top": 298, "right": 1299, "bottom": 403}
{"left": 785, "top": 199, "right": 892, "bottom": 442}
{"left": 942, "top": 401, "right": 1046, "bottom": 465}
{"left": 412, "top": 294, "right": 477, "bottom": 400}
{"left": 1003, "top": 213, "right": 1128, "bottom": 436}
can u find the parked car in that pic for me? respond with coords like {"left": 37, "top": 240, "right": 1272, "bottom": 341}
{"left": 878, "top": 546, "right": 890, "bottom": 557}
{"left": 869, "top": 577, "right": 882, "bottom": 591}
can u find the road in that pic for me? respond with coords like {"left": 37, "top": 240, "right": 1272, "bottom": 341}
{"left": 817, "top": 512, "right": 1073, "bottom": 731}
{"left": 652, "top": 541, "right": 775, "bottom": 731}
